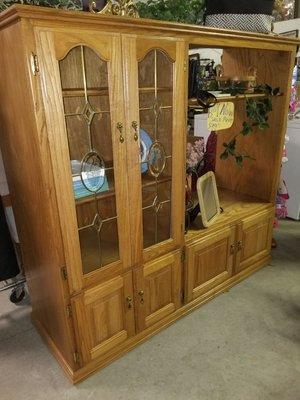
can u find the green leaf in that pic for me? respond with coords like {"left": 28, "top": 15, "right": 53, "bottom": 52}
{"left": 235, "top": 155, "right": 244, "bottom": 167}
{"left": 240, "top": 121, "right": 253, "bottom": 136}
{"left": 220, "top": 151, "right": 229, "bottom": 160}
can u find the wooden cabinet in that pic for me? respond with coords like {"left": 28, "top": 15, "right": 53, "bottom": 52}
{"left": 235, "top": 210, "right": 274, "bottom": 274}
{"left": 0, "top": 5, "right": 296, "bottom": 382}
{"left": 186, "top": 227, "right": 235, "bottom": 302}
{"left": 134, "top": 251, "right": 182, "bottom": 331}
{"left": 72, "top": 273, "right": 135, "bottom": 364}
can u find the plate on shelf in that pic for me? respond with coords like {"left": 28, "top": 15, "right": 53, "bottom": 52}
{"left": 71, "top": 152, "right": 109, "bottom": 200}
{"left": 140, "top": 128, "right": 153, "bottom": 173}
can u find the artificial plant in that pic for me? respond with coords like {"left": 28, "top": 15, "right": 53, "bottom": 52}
{"left": 0, "top": 0, "right": 81, "bottom": 11}
{"left": 220, "top": 85, "right": 280, "bottom": 166}
{"left": 136, "top": 0, "right": 205, "bottom": 24}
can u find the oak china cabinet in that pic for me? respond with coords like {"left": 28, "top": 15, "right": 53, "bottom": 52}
{"left": 0, "top": 4, "right": 298, "bottom": 382}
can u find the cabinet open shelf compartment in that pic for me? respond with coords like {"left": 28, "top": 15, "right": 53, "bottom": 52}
{"left": 185, "top": 188, "right": 272, "bottom": 242}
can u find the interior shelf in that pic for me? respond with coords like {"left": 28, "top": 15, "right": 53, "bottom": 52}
{"left": 75, "top": 174, "right": 172, "bottom": 206}
{"left": 185, "top": 187, "right": 273, "bottom": 242}
{"left": 62, "top": 86, "right": 172, "bottom": 98}
{"left": 62, "top": 88, "right": 109, "bottom": 97}
{"left": 142, "top": 174, "right": 172, "bottom": 188}
{"left": 188, "top": 93, "right": 282, "bottom": 109}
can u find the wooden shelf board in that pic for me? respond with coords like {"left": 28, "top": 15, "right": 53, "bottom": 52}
{"left": 188, "top": 93, "right": 282, "bottom": 109}
{"left": 185, "top": 187, "right": 273, "bottom": 243}
{"left": 62, "top": 88, "right": 109, "bottom": 98}
{"left": 62, "top": 87, "right": 172, "bottom": 98}
{"left": 139, "top": 87, "right": 172, "bottom": 93}
{"left": 75, "top": 175, "right": 172, "bottom": 206}
{"left": 142, "top": 174, "right": 172, "bottom": 188}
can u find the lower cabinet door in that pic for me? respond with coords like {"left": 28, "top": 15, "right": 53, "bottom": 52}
{"left": 134, "top": 251, "right": 182, "bottom": 332}
{"left": 235, "top": 209, "right": 273, "bottom": 274}
{"left": 72, "top": 272, "right": 135, "bottom": 364}
{"left": 186, "top": 226, "right": 235, "bottom": 302}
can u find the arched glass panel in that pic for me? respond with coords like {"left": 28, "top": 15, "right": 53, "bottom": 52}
{"left": 59, "top": 46, "right": 119, "bottom": 274}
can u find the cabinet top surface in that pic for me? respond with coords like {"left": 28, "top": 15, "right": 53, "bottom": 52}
{"left": 1, "top": 4, "right": 299, "bottom": 49}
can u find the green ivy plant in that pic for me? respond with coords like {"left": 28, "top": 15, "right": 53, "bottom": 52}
{"left": 220, "top": 85, "right": 281, "bottom": 166}
{"left": 136, "top": 0, "right": 205, "bottom": 24}
{"left": 0, "top": 0, "right": 81, "bottom": 11}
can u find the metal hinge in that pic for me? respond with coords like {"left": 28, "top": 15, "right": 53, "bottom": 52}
{"left": 73, "top": 351, "right": 80, "bottom": 365}
{"left": 183, "top": 60, "right": 187, "bottom": 72}
{"left": 61, "top": 266, "right": 68, "bottom": 281}
{"left": 30, "top": 53, "right": 40, "bottom": 76}
{"left": 66, "top": 304, "right": 73, "bottom": 318}
{"left": 181, "top": 248, "right": 186, "bottom": 263}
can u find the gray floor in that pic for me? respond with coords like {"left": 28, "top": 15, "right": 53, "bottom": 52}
{"left": 0, "top": 220, "right": 299, "bottom": 400}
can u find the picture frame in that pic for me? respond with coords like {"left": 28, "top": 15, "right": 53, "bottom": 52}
{"left": 197, "top": 171, "right": 220, "bottom": 227}
{"left": 280, "top": 29, "right": 299, "bottom": 38}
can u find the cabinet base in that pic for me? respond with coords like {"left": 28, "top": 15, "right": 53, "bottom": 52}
{"left": 31, "top": 315, "right": 75, "bottom": 383}
{"left": 33, "top": 256, "right": 270, "bottom": 383}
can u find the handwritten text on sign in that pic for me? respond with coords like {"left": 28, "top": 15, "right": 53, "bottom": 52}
{"left": 207, "top": 102, "right": 234, "bottom": 131}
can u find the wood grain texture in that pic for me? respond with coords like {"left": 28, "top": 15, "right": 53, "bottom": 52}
{"left": 185, "top": 226, "right": 235, "bottom": 302}
{"left": 72, "top": 272, "right": 135, "bottom": 364}
{"left": 1, "top": 4, "right": 299, "bottom": 52}
{"left": 70, "top": 254, "right": 270, "bottom": 383}
{"left": 186, "top": 188, "right": 274, "bottom": 244}
{"left": 235, "top": 209, "right": 274, "bottom": 273}
{"left": 134, "top": 250, "right": 182, "bottom": 332}
{"left": 215, "top": 48, "right": 295, "bottom": 202}
{"left": 0, "top": 20, "right": 76, "bottom": 369}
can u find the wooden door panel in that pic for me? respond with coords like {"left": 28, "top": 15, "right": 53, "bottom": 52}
{"left": 135, "top": 251, "right": 182, "bottom": 331}
{"left": 186, "top": 227, "right": 235, "bottom": 302}
{"left": 72, "top": 272, "right": 135, "bottom": 364}
{"left": 236, "top": 209, "right": 273, "bottom": 273}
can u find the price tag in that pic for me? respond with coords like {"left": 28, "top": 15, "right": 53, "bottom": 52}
{"left": 207, "top": 102, "right": 234, "bottom": 131}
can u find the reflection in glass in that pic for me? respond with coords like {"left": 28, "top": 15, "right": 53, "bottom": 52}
{"left": 138, "top": 50, "right": 174, "bottom": 249}
{"left": 59, "top": 45, "right": 119, "bottom": 274}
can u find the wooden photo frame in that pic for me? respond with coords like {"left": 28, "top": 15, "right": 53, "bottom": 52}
{"left": 197, "top": 171, "right": 220, "bottom": 227}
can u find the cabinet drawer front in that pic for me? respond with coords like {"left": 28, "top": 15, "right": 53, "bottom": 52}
{"left": 186, "top": 227, "right": 235, "bottom": 302}
{"left": 236, "top": 209, "right": 273, "bottom": 273}
{"left": 134, "top": 251, "right": 182, "bottom": 331}
{"left": 72, "top": 273, "right": 135, "bottom": 364}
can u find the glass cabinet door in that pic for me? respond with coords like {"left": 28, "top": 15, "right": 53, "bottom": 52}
{"left": 123, "top": 36, "right": 186, "bottom": 263}
{"left": 59, "top": 45, "right": 119, "bottom": 275}
{"left": 37, "top": 31, "right": 130, "bottom": 285}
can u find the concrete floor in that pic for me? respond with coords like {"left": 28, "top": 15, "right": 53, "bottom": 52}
{"left": 0, "top": 219, "right": 299, "bottom": 400}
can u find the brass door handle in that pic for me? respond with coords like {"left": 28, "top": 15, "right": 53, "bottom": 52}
{"left": 117, "top": 122, "right": 124, "bottom": 143}
{"left": 230, "top": 244, "right": 235, "bottom": 254}
{"left": 138, "top": 290, "right": 144, "bottom": 304}
{"left": 126, "top": 296, "right": 133, "bottom": 309}
{"left": 132, "top": 121, "right": 139, "bottom": 142}
{"left": 237, "top": 241, "right": 243, "bottom": 251}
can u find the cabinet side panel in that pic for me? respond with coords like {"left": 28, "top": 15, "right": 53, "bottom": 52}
{"left": 215, "top": 48, "right": 295, "bottom": 202}
{"left": 0, "top": 21, "right": 75, "bottom": 368}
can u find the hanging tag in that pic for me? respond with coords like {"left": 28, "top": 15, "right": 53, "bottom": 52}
{"left": 207, "top": 102, "right": 234, "bottom": 131}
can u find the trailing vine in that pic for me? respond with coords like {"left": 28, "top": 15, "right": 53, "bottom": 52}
{"left": 220, "top": 85, "right": 280, "bottom": 166}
